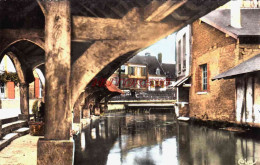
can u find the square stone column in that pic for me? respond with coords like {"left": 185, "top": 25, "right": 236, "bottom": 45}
{"left": 37, "top": 138, "right": 74, "bottom": 165}
{"left": 37, "top": 1, "right": 73, "bottom": 164}
{"left": 19, "top": 83, "right": 30, "bottom": 121}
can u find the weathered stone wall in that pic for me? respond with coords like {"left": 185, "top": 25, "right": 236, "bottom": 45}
{"left": 190, "top": 20, "right": 237, "bottom": 121}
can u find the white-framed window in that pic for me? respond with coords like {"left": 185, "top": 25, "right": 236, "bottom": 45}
{"left": 129, "top": 66, "right": 135, "bottom": 75}
{"left": 141, "top": 67, "right": 147, "bottom": 76}
{"left": 202, "top": 64, "right": 208, "bottom": 91}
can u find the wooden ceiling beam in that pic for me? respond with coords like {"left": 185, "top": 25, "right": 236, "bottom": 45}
{"left": 72, "top": 16, "right": 177, "bottom": 41}
{"left": 144, "top": 0, "right": 187, "bottom": 22}
{"left": 171, "top": 12, "right": 190, "bottom": 21}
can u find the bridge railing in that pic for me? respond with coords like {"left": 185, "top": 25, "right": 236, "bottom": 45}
{"left": 110, "top": 90, "right": 176, "bottom": 101}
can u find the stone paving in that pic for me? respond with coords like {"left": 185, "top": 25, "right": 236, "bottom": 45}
{"left": 0, "top": 135, "right": 40, "bottom": 165}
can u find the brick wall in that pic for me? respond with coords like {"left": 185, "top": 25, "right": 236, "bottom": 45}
{"left": 190, "top": 20, "right": 237, "bottom": 122}
{"left": 190, "top": 20, "right": 260, "bottom": 122}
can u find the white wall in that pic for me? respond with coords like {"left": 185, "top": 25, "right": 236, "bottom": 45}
{"left": 236, "top": 74, "right": 260, "bottom": 125}
{"left": 148, "top": 76, "right": 166, "bottom": 91}
{"left": 176, "top": 25, "right": 191, "bottom": 77}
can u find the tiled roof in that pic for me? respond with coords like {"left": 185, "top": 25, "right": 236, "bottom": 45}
{"left": 161, "top": 63, "right": 176, "bottom": 80}
{"left": 127, "top": 55, "right": 166, "bottom": 76}
{"left": 201, "top": 9, "right": 260, "bottom": 37}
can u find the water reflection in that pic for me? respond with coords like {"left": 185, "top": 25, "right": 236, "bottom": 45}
{"left": 74, "top": 113, "right": 260, "bottom": 165}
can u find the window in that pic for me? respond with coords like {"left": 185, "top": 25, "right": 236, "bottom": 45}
{"left": 160, "top": 81, "right": 165, "bottom": 88}
{"left": 140, "top": 80, "right": 147, "bottom": 88}
{"left": 120, "top": 65, "right": 125, "bottom": 74}
{"left": 129, "top": 66, "right": 135, "bottom": 75}
{"left": 178, "top": 40, "right": 181, "bottom": 73}
{"left": 156, "top": 68, "right": 160, "bottom": 75}
{"left": 183, "top": 34, "right": 186, "bottom": 70}
{"left": 141, "top": 67, "right": 147, "bottom": 76}
{"left": 150, "top": 81, "right": 155, "bottom": 87}
{"left": 0, "top": 84, "right": 5, "bottom": 98}
{"left": 155, "top": 81, "right": 160, "bottom": 87}
{"left": 202, "top": 64, "right": 207, "bottom": 90}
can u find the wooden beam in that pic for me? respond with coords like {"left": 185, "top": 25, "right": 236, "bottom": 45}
{"left": 171, "top": 12, "right": 190, "bottom": 21}
{"left": 144, "top": 0, "right": 187, "bottom": 22}
{"left": 72, "top": 16, "right": 177, "bottom": 41}
{"left": 0, "top": 29, "right": 44, "bottom": 40}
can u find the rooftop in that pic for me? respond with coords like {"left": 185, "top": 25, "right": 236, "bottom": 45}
{"left": 127, "top": 55, "right": 165, "bottom": 76}
{"left": 201, "top": 9, "right": 260, "bottom": 38}
{"left": 161, "top": 63, "right": 176, "bottom": 80}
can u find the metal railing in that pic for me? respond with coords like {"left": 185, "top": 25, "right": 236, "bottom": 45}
{"left": 110, "top": 90, "right": 176, "bottom": 101}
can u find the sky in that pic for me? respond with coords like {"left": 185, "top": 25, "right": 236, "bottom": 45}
{"left": 137, "top": 33, "right": 176, "bottom": 64}
{"left": 0, "top": 55, "right": 16, "bottom": 73}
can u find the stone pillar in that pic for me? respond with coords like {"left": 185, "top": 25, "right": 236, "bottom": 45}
{"left": 73, "top": 92, "right": 85, "bottom": 123}
{"left": 37, "top": 1, "right": 74, "bottom": 165}
{"left": 104, "top": 97, "right": 109, "bottom": 113}
{"left": 19, "top": 83, "right": 30, "bottom": 121}
{"left": 94, "top": 99, "right": 101, "bottom": 116}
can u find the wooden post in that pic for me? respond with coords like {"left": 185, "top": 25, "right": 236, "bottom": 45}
{"left": 37, "top": 1, "right": 74, "bottom": 165}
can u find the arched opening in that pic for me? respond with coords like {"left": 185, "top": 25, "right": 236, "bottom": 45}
{"left": 0, "top": 39, "right": 45, "bottom": 120}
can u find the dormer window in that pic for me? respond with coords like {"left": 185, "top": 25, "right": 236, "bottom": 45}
{"left": 156, "top": 68, "right": 160, "bottom": 75}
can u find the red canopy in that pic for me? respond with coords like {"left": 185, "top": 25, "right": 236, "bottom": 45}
{"left": 105, "top": 81, "right": 124, "bottom": 94}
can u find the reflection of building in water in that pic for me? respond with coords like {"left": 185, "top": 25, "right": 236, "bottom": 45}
{"left": 118, "top": 115, "right": 177, "bottom": 156}
{"left": 74, "top": 118, "right": 121, "bottom": 165}
{"left": 178, "top": 124, "right": 260, "bottom": 165}
{"left": 75, "top": 114, "right": 178, "bottom": 165}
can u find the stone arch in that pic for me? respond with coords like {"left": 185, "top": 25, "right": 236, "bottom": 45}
{"left": 71, "top": 40, "right": 146, "bottom": 107}
{"left": 0, "top": 38, "right": 44, "bottom": 60}
{"left": 0, "top": 39, "right": 45, "bottom": 83}
{"left": 34, "top": 63, "right": 45, "bottom": 86}
{"left": 0, "top": 39, "right": 45, "bottom": 119}
{"left": 5, "top": 52, "right": 27, "bottom": 84}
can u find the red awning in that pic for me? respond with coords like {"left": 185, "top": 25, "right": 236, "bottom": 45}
{"left": 105, "top": 81, "right": 124, "bottom": 94}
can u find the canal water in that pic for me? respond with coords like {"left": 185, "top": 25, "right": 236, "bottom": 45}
{"left": 74, "top": 113, "right": 260, "bottom": 165}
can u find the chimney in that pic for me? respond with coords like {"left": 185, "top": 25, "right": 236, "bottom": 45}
{"left": 230, "top": 0, "right": 242, "bottom": 28}
{"left": 158, "top": 53, "right": 162, "bottom": 64}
